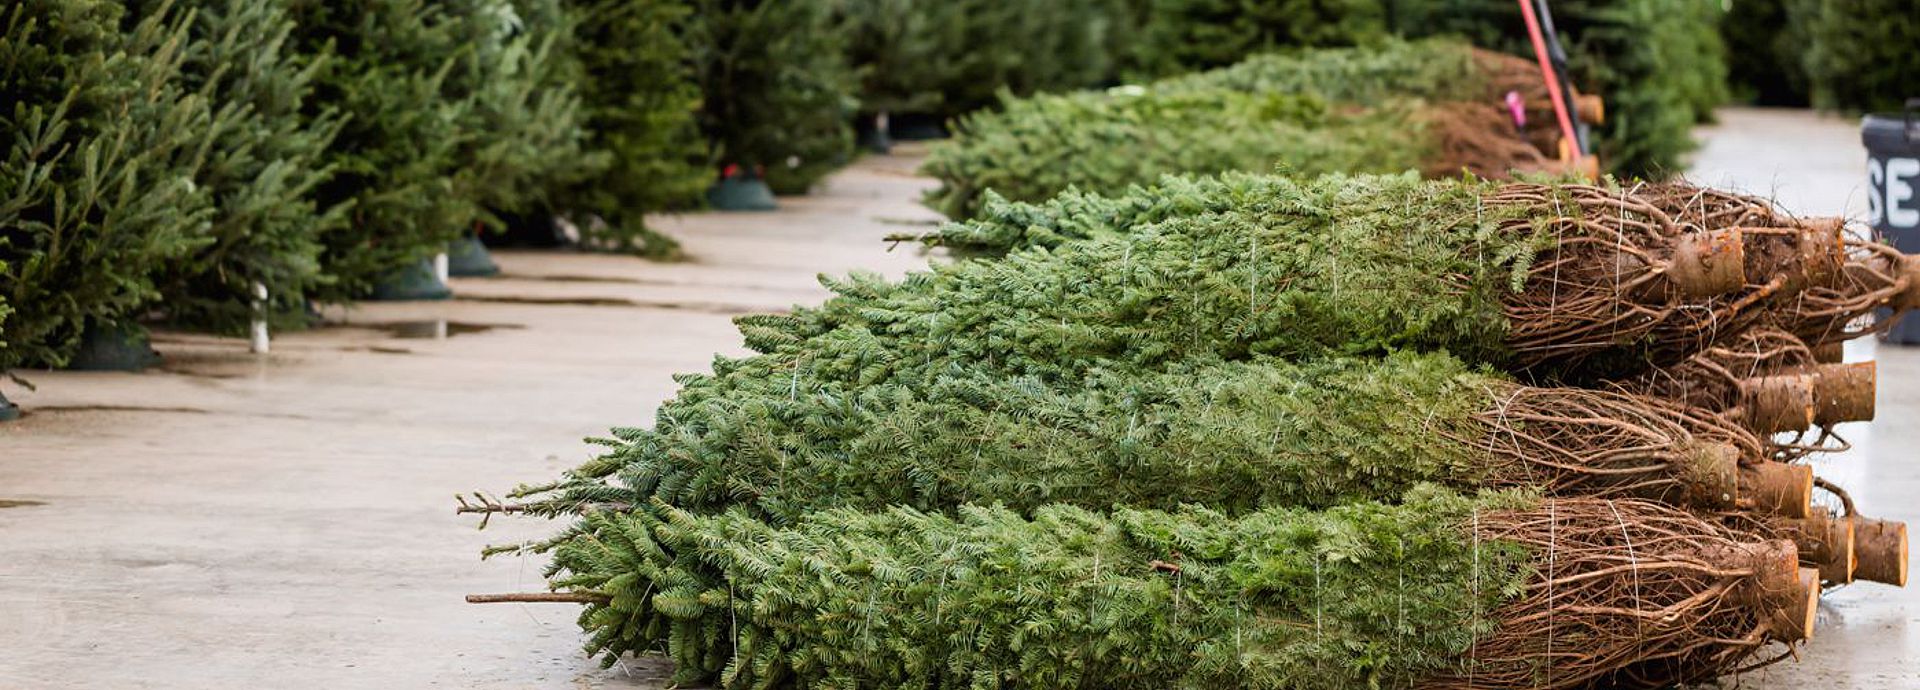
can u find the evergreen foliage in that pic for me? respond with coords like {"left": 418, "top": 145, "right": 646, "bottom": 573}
{"left": 1718, "top": 0, "right": 1808, "bottom": 106}
{"left": 1390, "top": 0, "right": 1729, "bottom": 177}
{"left": 1148, "top": 37, "right": 1484, "bottom": 101}
{"left": 0, "top": 0, "right": 216, "bottom": 368}
{"left": 919, "top": 39, "right": 1564, "bottom": 219}
{"left": 287, "top": 0, "right": 475, "bottom": 300}
{"left": 920, "top": 89, "right": 1422, "bottom": 219}
{"left": 686, "top": 0, "right": 856, "bottom": 196}
{"left": 505, "top": 175, "right": 1673, "bottom": 525}
{"left": 547, "top": 488, "right": 1537, "bottom": 685}
{"left": 756, "top": 173, "right": 1540, "bottom": 386}
{"left": 143, "top": 0, "right": 346, "bottom": 333}
{"left": 1118, "top": 0, "right": 1388, "bottom": 79}
{"left": 522, "top": 0, "right": 702, "bottom": 259}
{"left": 832, "top": 0, "right": 1117, "bottom": 122}
{"left": 1792, "top": 0, "right": 1920, "bottom": 113}
{"left": 515, "top": 346, "right": 1742, "bottom": 526}
{"left": 446, "top": 0, "right": 598, "bottom": 231}
{"left": 542, "top": 0, "right": 704, "bottom": 257}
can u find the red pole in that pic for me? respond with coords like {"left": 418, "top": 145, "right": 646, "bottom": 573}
{"left": 1517, "top": 0, "right": 1582, "bottom": 164}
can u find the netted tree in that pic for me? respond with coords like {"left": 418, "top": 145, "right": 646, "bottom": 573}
{"left": 0, "top": 0, "right": 217, "bottom": 368}
{"left": 920, "top": 40, "right": 1584, "bottom": 220}
{"left": 485, "top": 349, "right": 1810, "bottom": 529}
{"left": 488, "top": 490, "right": 1814, "bottom": 689}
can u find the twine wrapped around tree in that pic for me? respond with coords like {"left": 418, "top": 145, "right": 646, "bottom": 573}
{"left": 483, "top": 351, "right": 1811, "bottom": 529}
{"left": 877, "top": 173, "right": 1826, "bottom": 380}
{"left": 1775, "top": 238, "right": 1920, "bottom": 346}
{"left": 1612, "top": 326, "right": 1873, "bottom": 461}
{"left": 480, "top": 490, "right": 1812, "bottom": 690}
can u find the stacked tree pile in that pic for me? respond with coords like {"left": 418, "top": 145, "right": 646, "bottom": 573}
{"left": 921, "top": 39, "right": 1603, "bottom": 219}
{"left": 470, "top": 173, "right": 1909, "bottom": 688}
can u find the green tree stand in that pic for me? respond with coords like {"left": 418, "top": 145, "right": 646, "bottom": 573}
{"left": 64, "top": 322, "right": 163, "bottom": 371}
{"left": 447, "top": 236, "right": 501, "bottom": 277}
{"left": 368, "top": 260, "right": 453, "bottom": 301}
{"left": 706, "top": 173, "right": 778, "bottom": 211}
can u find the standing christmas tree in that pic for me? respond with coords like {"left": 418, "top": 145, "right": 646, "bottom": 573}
{"left": 1, "top": 0, "right": 218, "bottom": 368}
{"left": 143, "top": 0, "right": 346, "bottom": 333}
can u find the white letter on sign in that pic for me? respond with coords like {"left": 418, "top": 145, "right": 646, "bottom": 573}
{"left": 1868, "top": 158, "right": 1884, "bottom": 226}
{"left": 1889, "top": 157, "right": 1920, "bottom": 229}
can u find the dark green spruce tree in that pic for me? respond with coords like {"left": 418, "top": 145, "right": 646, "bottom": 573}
{"left": 445, "top": 0, "right": 597, "bottom": 231}
{"left": 1791, "top": 0, "right": 1920, "bottom": 113}
{"left": 142, "top": 0, "right": 347, "bottom": 333}
{"left": 539, "top": 0, "right": 705, "bottom": 258}
{"left": 687, "top": 0, "right": 857, "bottom": 195}
{"left": 1, "top": 0, "right": 217, "bottom": 368}
{"left": 287, "top": 0, "right": 475, "bottom": 300}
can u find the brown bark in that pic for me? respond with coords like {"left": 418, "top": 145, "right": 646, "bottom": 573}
{"left": 1741, "top": 463, "right": 1813, "bottom": 518}
{"left": 1809, "top": 361, "right": 1875, "bottom": 425}
{"left": 1667, "top": 228, "right": 1749, "bottom": 299}
{"left": 1737, "top": 373, "right": 1816, "bottom": 434}
{"left": 1852, "top": 517, "right": 1908, "bottom": 587}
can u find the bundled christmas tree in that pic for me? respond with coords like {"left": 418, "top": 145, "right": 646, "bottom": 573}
{"left": 856, "top": 173, "right": 1831, "bottom": 379}
{"left": 1389, "top": 0, "right": 1728, "bottom": 178}
{"left": 0, "top": 0, "right": 217, "bottom": 368}
{"left": 488, "top": 490, "right": 1816, "bottom": 689}
{"left": 685, "top": 0, "right": 856, "bottom": 197}
{"left": 140, "top": 0, "right": 346, "bottom": 333}
{"left": 491, "top": 349, "right": 1818, "bottom": 527}
{"left": 538, "top": 0, "right": 705, "bottom": 257}
{"left": 920, "top": 40, "right": 1585, "bottom": 219}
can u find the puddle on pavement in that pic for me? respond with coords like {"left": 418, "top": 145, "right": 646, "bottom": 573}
{"left": 0, "top": 499, "right": 47, "bottom": 509}
{"left": 500, "top": 273, "right": 648, "bottom": 285}
{"left": 34, "top": 405, "right": 211, "bottom": 415}
{"left": 455, "top": 294, "right": 771, "bottom": 315}
{"left": 456, "top": 295, "right": 640, "bottom": 307}
{"left": 158, "top": 364, "right": 248, "bottom": 380}
{"left": 354, "top": 320, "right": 526, "bottom": 340}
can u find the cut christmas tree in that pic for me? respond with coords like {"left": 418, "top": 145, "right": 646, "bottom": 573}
{"left": 922, "top": 40, "right": 1595, "bottom": 220}
{"left": 480, "top": 490, "right": 1817, "bottom": 690}
{"left": 142, "top": 0, "right": 345, "bottom": 333}
{"left": 0, "top": 0, "right": 218, "bottom": 369}
{"left": 490, "top": 350, "right": 1812, "bottom": 526}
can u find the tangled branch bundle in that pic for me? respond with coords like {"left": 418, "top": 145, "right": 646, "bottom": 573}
{"left": 497, "top": 351, "right": 1803, "bottom": 527}
{"left": 524, "top": 490, "right": 1810, "bottom": 690}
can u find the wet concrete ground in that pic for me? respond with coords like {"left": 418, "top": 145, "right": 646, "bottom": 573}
{"left": 1, "top": 112, "right": 1914, "bottom": 687}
